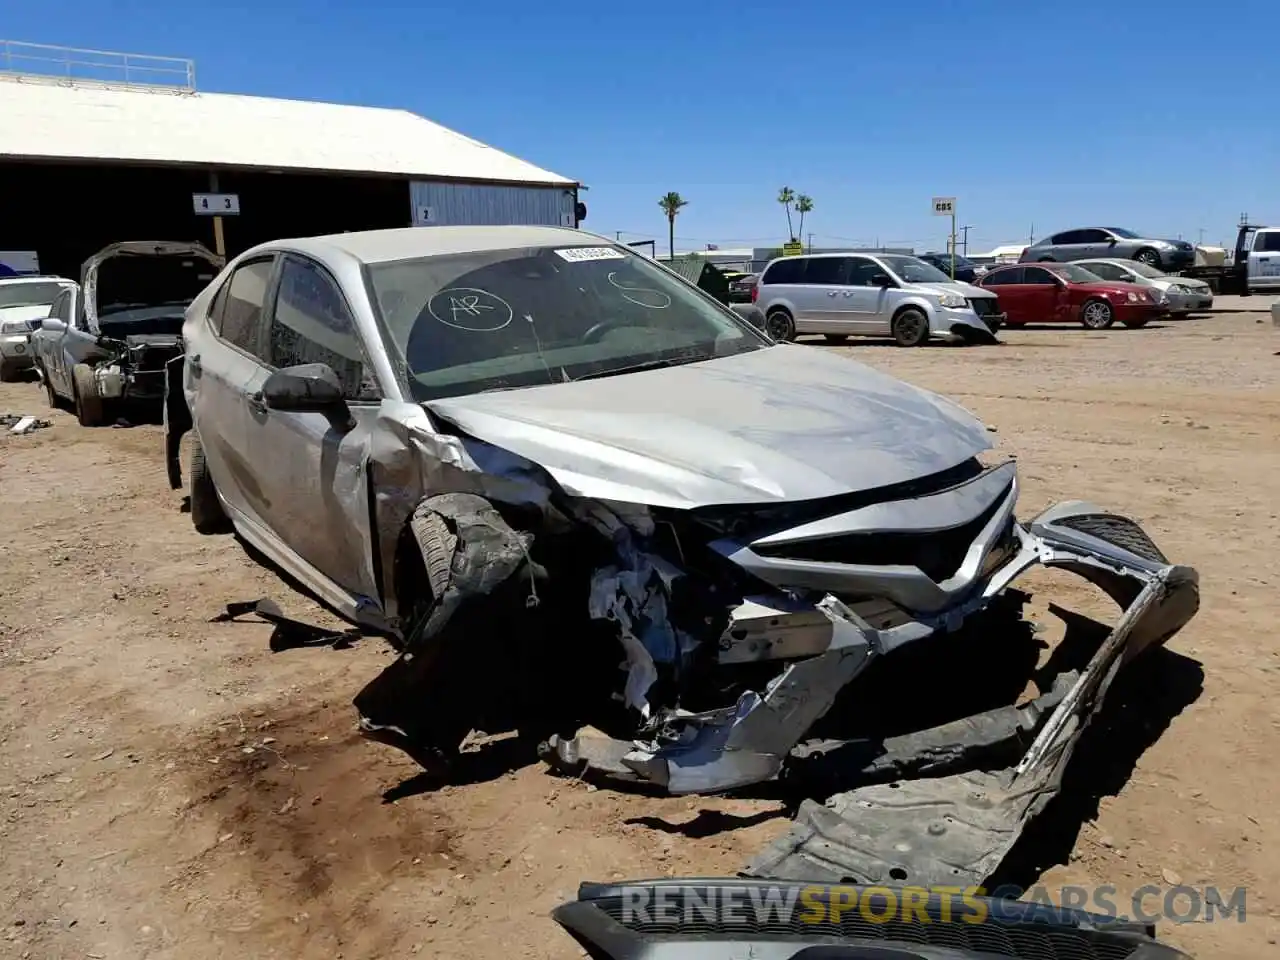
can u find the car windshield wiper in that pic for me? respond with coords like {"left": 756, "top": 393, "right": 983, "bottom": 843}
{"left": 572, "top": 353, "right": 713, "bottom": 382}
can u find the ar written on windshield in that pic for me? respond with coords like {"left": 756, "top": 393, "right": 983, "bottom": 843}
{"left": 375, "top": 244, "right": 761, "bottom": 399}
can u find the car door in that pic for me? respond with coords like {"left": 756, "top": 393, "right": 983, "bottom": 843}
{"left": 193, "top": 254, "right": 279, "bottom": 530}
{"left": 38, "top": 287, "right": 73, "bottom": 395}
{"left": 792, "top": 256, "right": 851, "bottom": 330}
{"left": 1248, "top": 229, "right": 1280, "bottom": 290}
{"left": 842, "top": 257, "right": 893, "bottom": 334}
{"left": 1076, "top": 229, "right": 1117, "bottom": 260}
{"left": 981, "top": 267, "right": 1025, "bottom": 322}
{"left": 1020, "top": 266, "right": 1067, "bottom": 322}
{"left": 241, "top": 253, "right": 385, "bottom": 603}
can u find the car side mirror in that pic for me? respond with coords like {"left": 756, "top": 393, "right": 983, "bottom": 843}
{"left": 39, "top": 317, "right": 65, "bottom": 333}
{"left": 260, "top": 363, "right": 354, "bottom": 429}
{"left": 871, "top": 273, "right": 893, "bottom": 287}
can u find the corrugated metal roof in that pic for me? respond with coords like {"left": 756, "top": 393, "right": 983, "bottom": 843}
{"left": 0, "top": 75, "right": 576, "bottom": 186}
{"left": 665, "top": 258, "right": 707, "bottom": 283}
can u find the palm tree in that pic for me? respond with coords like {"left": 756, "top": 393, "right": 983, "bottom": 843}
{"left": 795, "top": 195, "right": 813, "bottom": 246}
{"left": 658, "top": 192, "right": 688, "bottom": 260}
{"left": 777, "top": 186, "right": 796, "bottom": 241}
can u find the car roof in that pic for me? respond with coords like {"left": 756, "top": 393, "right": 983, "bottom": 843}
{"left": 261, "top": 225, "right": 601, "bottom": 265}
{"left": 1076, "top": 258, "right": 1132, "bottom": 267}
{"left": 0, "top": 274, "right": 72, "bottom": 284}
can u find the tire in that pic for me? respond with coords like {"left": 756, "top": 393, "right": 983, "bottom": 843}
{"left": 0, "top": 360, "right": 19, "bottom": 383}
{"left": 409, "top": 508, "right": 457, "bottom": 602}
{"left": 891, "top": 307, "right": 931, "bottom": 347}
{"left": 765, "top": 308, "right": 796, "bottom": 341}
{"left": 822, "top": 334, "right": 850, "bottom": 343}
{"left": 1080, "top": 299, "right": 1115, "bottom": 330}
{"left": 189, "top": 436, "right": 233, "bottom": 534}
{"left": 72, "top": 363, "right": 106, "bottom": 427}
{"left": 1134, "top": 248, "right": 1162, "bottom": 269}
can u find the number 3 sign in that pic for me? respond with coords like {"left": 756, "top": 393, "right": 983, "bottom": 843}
{"left": 192, "top": 193, "right": 241, "bottom": 216}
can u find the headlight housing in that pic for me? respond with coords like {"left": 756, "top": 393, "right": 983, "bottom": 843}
{"left": 0, "top": 319, "right": 33, "bottom": 335}
{"left": 1126, "top": 291, "right": 1139, "bottom": 302}
{"left": 937, "top": 293, "right": 967, "bottom": 308}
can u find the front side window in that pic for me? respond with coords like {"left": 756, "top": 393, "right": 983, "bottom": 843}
{"left": 218, "top": 258, "right": 274, "bottom": 360}
{"left": 1023, "top": 267, "right": 1061, "bottom": 285}
{"left": 367, "top": 244, "right": 770, "bottom": 402}
{"left": 1106, "top": 227, "right": 1142, "bottom": 240}
{"left": 270, "top": 257, "right": 380, "bottom": 401}
{"left": 1254, "top": 231, "right": 1280, "bottom": 253}
{"left": 877, "top": 255, "right": 951, "bottom": 284}
{"left": 846, "top": 258, "right": 883, "bottom": 287}
{"left": 1075, "top": 229, "right": 1111, "bottom": 244}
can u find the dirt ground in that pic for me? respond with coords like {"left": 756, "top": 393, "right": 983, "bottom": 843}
{"left": 2, "top": 312, "right": 1277, "bottom": 960}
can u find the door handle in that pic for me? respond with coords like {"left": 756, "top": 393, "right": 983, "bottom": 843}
{"left": 843, "top": 291, "right": 853, "bottom": 297}
{"left": 247, "top": 391, "right": 268, "bottom": 414}
{"left": 828, "top": 291, "right": 839, "bottom": 297}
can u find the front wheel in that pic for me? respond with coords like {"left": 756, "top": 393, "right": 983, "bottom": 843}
{"left": 0, "top": 360, "right": 20, "bottom": 383}
{"left": 1080, "top": 299, "right": 1115, "bottom": 330}
{"left": 891, "top": 308, "right": 931, "bottom": 347}
{"left": 765, "top": 308, "right": 796, "bottom": 341}
{"left": 72, "top": 363, "right": 107, "bottom": 426}
{"left": 1134, "top": 248, "right": 1162, "bottom": 269}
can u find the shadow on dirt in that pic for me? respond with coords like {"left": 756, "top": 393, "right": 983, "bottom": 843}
{"left": 991, "top": 643, "right": 1204, "bottom": 889}
{"left": 381, "top": 734, "right": 542, "bottom": 803}
{"left": 625, "top": 807, "right": 787, "bottom": 838}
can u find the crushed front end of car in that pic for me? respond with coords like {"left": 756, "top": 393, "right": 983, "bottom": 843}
{"left": 80, "top": 241, "right": 222, "bottom": 407}
{"left": 350, "top": 344, "right": 1197, "bottom": 890}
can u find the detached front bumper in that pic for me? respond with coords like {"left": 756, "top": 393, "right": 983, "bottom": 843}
{"left": 545, "top": 500, "right": 1198, "bottom": 884}
{"left": 935, "top": 307, "right": 1001, "bottom": 343}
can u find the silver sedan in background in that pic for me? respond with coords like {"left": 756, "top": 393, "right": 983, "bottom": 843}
{"left": 1075, "top": 258, "right": 1214, "bottom": 314}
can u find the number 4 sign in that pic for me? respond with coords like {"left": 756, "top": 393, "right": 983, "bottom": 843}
{"left": 192, "top": 193, "right": 241, "bottom": 216}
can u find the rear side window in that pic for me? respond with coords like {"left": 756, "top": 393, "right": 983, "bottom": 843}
{"left": 803, "top": 257, "right": 848, "bottom": 285}
{"left": 761, "top": 258, "right": 805, "bottom": 284}
{"left": 982, "top": 267, "right": 1023, "bottom": 286}
{"left": 1255, "top": 231, "right": 1280, "bottom": 253}
{"left": 270, "top": 256, "right": 381, "bottom": 401}
{"left": 217, "top": 258, "right": 274, "bottom": 359}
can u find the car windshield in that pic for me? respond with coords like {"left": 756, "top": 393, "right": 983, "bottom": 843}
{"left": 1106, "top": 227, "right": 1142, "bottom": 240}
{"left": 366, "top": 243, "right": 772, "bottom": 401}
{"left": 1052, "top": 264, "right": 1107, "bottom": 283}
{"left": 0, "top": 281, "right": 66, "bottom": 309}
{"left": 1126, "top": 261, "right": 1166, "bottom": 278}
{"left": 927, "top": 253, "right": 975, "bottom": 269}
{"left": 878, "top": 255, "right": 952, "bottom": 284}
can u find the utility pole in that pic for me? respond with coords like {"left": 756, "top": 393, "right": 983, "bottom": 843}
{"left": 1029, "top": 223, "right": 1035, "bottom": 245}
{"left": 960, "top": 225, "right": 971, "bottom": 257}
{"left": 808, "top": 232, "right": 814, "bottom": 253}
{"left": 615, "top": 230, "right": 622, "bottom": 241}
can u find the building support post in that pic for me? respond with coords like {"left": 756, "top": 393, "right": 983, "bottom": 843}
{"left": 208, "top": 171, "right": 226, "bottom": 259}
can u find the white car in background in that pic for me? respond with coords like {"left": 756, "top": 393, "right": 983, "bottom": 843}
{"left": 753, "top": 252, "right": 1004, "bottom": 346}
{"left": 0, "top": 276, "right": 75, "bottom": 381}
{"left": 1075, "top": 258, "right": 1213, "bottom": 314}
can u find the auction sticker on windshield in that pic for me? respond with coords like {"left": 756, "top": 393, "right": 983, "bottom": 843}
{"left": 554, "top": 247, "right": 625, "bottom": 262}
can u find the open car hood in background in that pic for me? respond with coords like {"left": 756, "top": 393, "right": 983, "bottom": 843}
{"left": 81, "top": 241, "right": 223, "bottom": 333}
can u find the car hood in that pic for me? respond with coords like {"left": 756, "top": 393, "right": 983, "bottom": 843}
{"left": 908, "top": 280, "right": 991, "bottom": 298}
{"left": 81, "top": 241, "right": 222, "bottom": 332}
{"left": 0, "top": 304, "right": 56, "bottom": 326}
{"left": 425, "top": 344, "right": 994, "bottom": 509}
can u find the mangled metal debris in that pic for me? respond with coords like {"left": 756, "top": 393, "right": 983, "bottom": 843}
{"left": 1, "top": 413, "right": 51, "bottom": 434}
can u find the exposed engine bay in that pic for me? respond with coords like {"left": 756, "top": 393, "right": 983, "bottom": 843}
{"left": 80, "top": 241, "right": 221, "bottom": 404}
{"left": 353, "top": 444, "right": 1199, "bottom": 888}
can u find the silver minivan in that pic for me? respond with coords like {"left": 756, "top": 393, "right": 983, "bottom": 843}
{"left": 754, "top": 252, "right": 1004, "bottom": 346}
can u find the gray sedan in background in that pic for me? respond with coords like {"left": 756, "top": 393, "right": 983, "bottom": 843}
{"left": 1021, "top": 227, "right": 1196, "bottom": 272}
{"left": 1075, "top": 258, "right": 1214, "bottom": 314}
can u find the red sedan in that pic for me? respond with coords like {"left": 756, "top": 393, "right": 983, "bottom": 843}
{"left": 976, "top": 262, "right": 1163, "bottom": 329}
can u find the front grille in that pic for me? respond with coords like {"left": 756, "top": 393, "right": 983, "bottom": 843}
{"left": 968, "top": 297, "right": 999, "bottom": 317}
{"left": 753, "top": 494, "right": 1008, "bottom": 583}
{"left": 595, "top": 897, "right": 1141, "bottom": 960}
{"left": 1049, "top": 514, "right": 1166, "bottom": 564}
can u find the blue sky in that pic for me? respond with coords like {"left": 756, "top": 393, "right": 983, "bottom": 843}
{"left": 8, "top": 1, "right": 1279, "bottom": 254}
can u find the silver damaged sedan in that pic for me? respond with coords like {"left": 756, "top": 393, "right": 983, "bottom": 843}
{"left": 165, "top": 226, "right": 1200, "bottom": 888}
